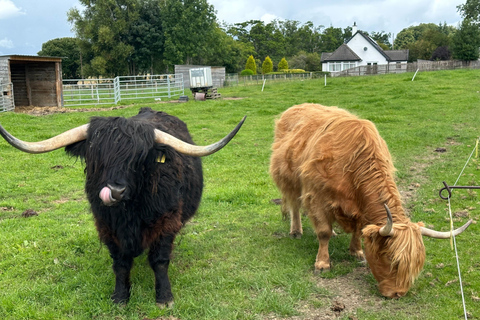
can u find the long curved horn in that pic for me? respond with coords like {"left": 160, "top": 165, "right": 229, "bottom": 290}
{"left": 379, "top": 203, "right": 395, "bottom": 237}
{"left": 420, "top": 220, "right": 473, "bottom": 239}
{"left": 154, "top": 116, "right": 246, "bottom": 157}
{"left": 0, "top": 123, "right": 89, "bottom": 154}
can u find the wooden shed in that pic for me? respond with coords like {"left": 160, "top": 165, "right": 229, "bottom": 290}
{"left": 175, "top": 65, "right": 226, "bottom": 89}
{"left": 0, "top": 55, "right": 63, "bottom": 109}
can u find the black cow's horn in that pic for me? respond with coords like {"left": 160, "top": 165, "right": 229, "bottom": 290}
{"left": 0, "top": 123, "right": 89, "bottom": 154}
{"left": 154, "top": 116, "right": 247, "bottom": 157}
{"left": 379, "top": 203, "right": 395, "bottom": 237}
{"left": 420, "top": 220, "right": 473, "bottom": 239}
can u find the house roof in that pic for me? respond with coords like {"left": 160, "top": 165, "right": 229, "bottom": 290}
{"left": 384, "top": 50, "right": 409, "bottom": 61}
{"left": 321, "top": 44, "right": 361, "bottom": 62}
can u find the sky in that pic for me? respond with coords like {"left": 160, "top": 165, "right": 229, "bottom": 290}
{"left": 0, "top": 0, "right": 466, "bottom": 56}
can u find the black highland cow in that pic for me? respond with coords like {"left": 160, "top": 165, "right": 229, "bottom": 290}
{"left": 0, "top": 107, "right": 246, "bottom": 307}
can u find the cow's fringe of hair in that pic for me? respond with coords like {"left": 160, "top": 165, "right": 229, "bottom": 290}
{"left": 363, "top": 222, "right": 426, "bottom": 288}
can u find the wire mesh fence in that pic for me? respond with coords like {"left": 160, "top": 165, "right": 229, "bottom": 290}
{"left": 63, "top": 74, "right": 184, "bottom": 107}
{"left": 225, "top": 72, "right": 320, "bottom": 87}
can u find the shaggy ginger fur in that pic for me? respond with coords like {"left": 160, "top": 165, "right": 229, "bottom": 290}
{"left": 269, "top": 103, "right": 426, "bottom": 298}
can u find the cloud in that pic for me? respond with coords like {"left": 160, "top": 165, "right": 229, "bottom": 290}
{"left": 261, "top": 13, "right": 279, "bottom": 24}
{"left": 0, "top": 37, "right": 14, "bottom": 49}
{"left": 0, "top": 0, "right": 26, "bottom": 19}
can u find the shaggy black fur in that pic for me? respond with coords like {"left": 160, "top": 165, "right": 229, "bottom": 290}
{"left": 65, "top": 107, "right": 203, "bottom": 305}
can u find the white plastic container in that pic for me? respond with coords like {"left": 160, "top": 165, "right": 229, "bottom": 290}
{"left": 189, "top": 67, "right": 212, "bottom": 88}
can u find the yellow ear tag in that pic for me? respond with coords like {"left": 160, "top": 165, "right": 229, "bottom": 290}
{"left": 156, "top": 154, "right": 166, "bottom": 163}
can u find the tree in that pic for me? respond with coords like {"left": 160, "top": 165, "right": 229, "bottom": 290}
{"left": 289, "top": 51, "right": 307, "bottom": 69}
{"left": 278, "top": 20, "right": 323, "bottom": 56}
{"left": 262, "top": 56, "right": 273, "bottom": 74}
{"left": 162, "top": 0, "right": 217, "bottom": 72}
{"left": 452, "top": 18, "right": 480, "bottom": 61}
{"left": 278, "top": 57, "right": 288, "bottom": 70}
{"left": 305, "top": 52, "right": 321, "bottom": 71}
{"left": 394, "top": 23, "right": 455, "bottom": 61}
{"left": 68, "top": 0, "right": 139, "bottom": 77}
{"left": 458, "top": 0, "right": 480, "bottom": 22}
{"left": 320, "top": 26, "right": 344, "bottom": 52}
{"left": 369, "top": 31, "right": 392, "bottom": 49}
{"left": 207, "top": 24, "right": 255, "bottom": 73}
{"left": 245, "top": 55, "right": 257, "bottom": 74}
{"left": 38, "top": 38, "right": 81, "bottom": 79}
{"left": 128, "top": 0, "right": 165, "bottom": 74}
{"left": 68, "top": 0, "right": 220, "bottom": 76}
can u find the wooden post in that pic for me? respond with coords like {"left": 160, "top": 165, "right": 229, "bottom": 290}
{"left": 55, "top": 61, "right": 63, "bottom": 107}
{"left": 23, "top": 64, "right": 32, "bottom": 106}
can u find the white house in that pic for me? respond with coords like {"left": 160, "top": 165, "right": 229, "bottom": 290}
{"left": 321, "top": 23, "right": 408, "bottom": 73}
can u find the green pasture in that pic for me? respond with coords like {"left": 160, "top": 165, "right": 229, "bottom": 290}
{"left": 0, "top": 69, "right": 479, "bottom": 319}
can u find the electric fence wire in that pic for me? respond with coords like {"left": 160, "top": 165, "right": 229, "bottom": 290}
{"left": 446, "top": 139, "right": 478, "bottom": 320}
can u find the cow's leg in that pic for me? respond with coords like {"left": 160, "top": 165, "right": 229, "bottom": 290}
{"left": 106, "top": 243, "right": 133, "bottom": 304}
{"left": 149, "top": 234, "right": 175, "bottom": 308}
{"left": 284, "top": 196, "right": 303, "bottom": 239}
{"left": 309, "top": 213, "right": 333, "bottom": 272}
{"left": 349, "top": 225, "right": 365, "bottom": 261}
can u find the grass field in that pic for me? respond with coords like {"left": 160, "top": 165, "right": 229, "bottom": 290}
{"left": 0, "top": 69, "right": 479, "bottom": 320}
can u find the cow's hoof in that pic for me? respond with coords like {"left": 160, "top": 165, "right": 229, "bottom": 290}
{"left": 314, "top": 261, "right": 331, "bottom": 273}
{"left": 350, "top": 250, "right": 365, "bottom": 261}
{"left": 111, "top": 292, "right": 130, "bottom": 305}
{"left": 289, "top": 231, "right": 303, "bottom": 239}
{"left": 156, "top": 300, "right": 174, "bottom": 309}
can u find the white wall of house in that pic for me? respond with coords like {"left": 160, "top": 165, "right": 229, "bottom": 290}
{"left": 347, "top": 34, "right": 388, "bottom": 66}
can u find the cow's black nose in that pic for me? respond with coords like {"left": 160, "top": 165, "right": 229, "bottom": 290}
{"left": 108, "top": 184, "right": 126, "bottom": 201}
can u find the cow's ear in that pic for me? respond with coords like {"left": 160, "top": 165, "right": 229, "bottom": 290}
{"left": 65, "top": 140, "right": 87, "bottom": 159}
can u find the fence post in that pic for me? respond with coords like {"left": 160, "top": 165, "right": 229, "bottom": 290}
{"left": 167, "top": 76, "right": 171, "bottom": 98}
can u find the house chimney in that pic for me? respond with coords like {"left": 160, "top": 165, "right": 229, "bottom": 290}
{"left": 352, "top": 22, "right": 357, "bottom": 34}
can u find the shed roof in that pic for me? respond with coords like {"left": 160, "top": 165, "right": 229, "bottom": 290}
{"left": 0, "top": 55, "right": 62, "bottom": 63}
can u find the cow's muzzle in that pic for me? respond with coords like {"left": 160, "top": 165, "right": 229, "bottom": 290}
{"left": 99, "top": 184, "right": 126, "bottom": 206}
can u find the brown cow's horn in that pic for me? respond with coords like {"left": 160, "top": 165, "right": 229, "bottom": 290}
{"left": 154, "top": 116, "right": 246, "bottom": 157}
{"left": 420, "top": 220, "right": 473, "bottom": 239}
{"left": 379, "top": 203, "right": 395, "bottom": 237}
{"left": 0, "top": 123, "right": 89, "bottom": 154}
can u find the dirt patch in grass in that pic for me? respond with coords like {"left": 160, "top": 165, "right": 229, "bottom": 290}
{"left": 14, "top": 105, "right": 130, "bottom": 116}
{"left": 14, "top": 97, "right": 244, "bottom": 116}
{"left": 292, "top": 267, "right": 384, "bottom": 320}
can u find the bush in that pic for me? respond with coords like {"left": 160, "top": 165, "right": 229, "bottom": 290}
{"left": 245, "top": 55, "right": 257, "bottom": 75}
{"left": 240, "top": 69, "right": 255, "bottom": 76}
{"left": 431, "top": 46, "right": 451, "bottom": 61}
{"left": 285, "top": 69, "right": 306, "bottom": 73}
{"left": 278, "top": 57, "right": 288, "bottom": 71}
{"left": 262, "top": 56, "right": 273, "bottom": 74}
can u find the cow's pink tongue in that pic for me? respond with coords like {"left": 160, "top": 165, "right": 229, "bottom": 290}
{"left": 99, "top": 186, "right": 114, "bottom": 205}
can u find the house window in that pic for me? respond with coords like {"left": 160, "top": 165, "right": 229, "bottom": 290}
{"left": 329, "top": 62, "right": 341, "bottom": 72}
{"left": 396, "top": 62, "right": 402, "bottom": 69}
{"left": 328, "top": 62, "right": 355, "bottom": 72}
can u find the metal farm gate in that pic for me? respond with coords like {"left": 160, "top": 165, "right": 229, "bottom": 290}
{"left": 63, "top": 74, "right": 184, "bottom": 107}
{"left": 0, "top": 82, "right": 14, "bottom": 112}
